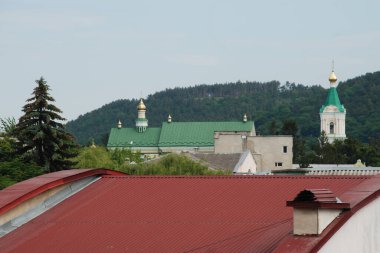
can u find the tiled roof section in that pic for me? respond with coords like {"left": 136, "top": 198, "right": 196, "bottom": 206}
{"left": 189, "top": 153, "right": 242, "bottom": 172}
{"left": 320, "top": 87, "right": 345, "bottom": 113}
{"left": 0, "top": 175, "right": 370, "bottom": 253}
{"left": 158, "top": 121, "right": 254, "bottom": 147}
{"left": 107, "top": 127, "right": 161, "bottom": 147}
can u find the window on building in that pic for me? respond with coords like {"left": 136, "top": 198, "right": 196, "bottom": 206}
{"left": 275, "top": 162, "right": 283, "bottom": 167}
{"left": 283, "top": 146, "right": 288, "bottom": 153}
{"left": 330, "top": 122, "right": 334, "bottom": 134}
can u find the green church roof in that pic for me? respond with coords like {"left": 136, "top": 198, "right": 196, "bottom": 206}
{"left": 107, "top": 121, "right": 254, "bottom": 148}
{"left": 158, "top": 121, "right": 254, "bottom": 147}
{"left": 107, "top": 127, "right": 161, "bottom": 147}
{"left": 320, "top": 87, "right": 345, "bottom": 113}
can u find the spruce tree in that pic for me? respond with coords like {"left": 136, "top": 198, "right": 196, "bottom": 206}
{"left": 16, "top": 77, "right": 77, "bottom": 172}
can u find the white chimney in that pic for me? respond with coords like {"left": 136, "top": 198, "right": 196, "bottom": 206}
{"left": 287, "top": 189, "right": 350, "bottom": 235}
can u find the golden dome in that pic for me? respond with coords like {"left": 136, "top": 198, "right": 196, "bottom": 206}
{"left": 329, "top": 71, "right": 337, "bottom": 83}
{"left": 137, "top": 99, "right": 146, "bottom": 110}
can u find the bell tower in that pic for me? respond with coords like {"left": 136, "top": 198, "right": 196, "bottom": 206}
{"left": 319, "top": 65, "right": 346, "bottom": 143}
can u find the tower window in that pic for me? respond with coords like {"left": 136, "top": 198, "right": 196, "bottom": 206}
{"left": 329, "top": 122, "right": 334, "bottom": 134}
{"left": 275, "top": 162, "right": 283, "bottom": 167}
{"left": 283, "top": 146, "right": 288, "bottom": 153}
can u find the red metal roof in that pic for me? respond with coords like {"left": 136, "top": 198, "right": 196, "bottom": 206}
{"left": 0, "top": 174, "right": 376, "bottom": 253}
{"left": 0, "top": 169, "right": 124, "bottom": 216}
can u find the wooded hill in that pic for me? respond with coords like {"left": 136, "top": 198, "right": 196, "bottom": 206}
{"left": 66, "top": 71, "right": 380, "bottom": 145}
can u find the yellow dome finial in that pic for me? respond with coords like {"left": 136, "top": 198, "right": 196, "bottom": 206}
{"left": 137, "top": 98, "right": 146, "bottom": 110}
{"left": 329, "top": 71, "right": 337, "bottom": 83}
{"left": 328, "top": 60, "right": 337, "bottom": 84}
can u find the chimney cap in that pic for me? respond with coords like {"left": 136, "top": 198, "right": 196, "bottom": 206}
{"left": 287, "top": 189, "right": 350, "bottom": 209}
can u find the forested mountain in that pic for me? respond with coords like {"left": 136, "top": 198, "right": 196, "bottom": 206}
{"left": 66, "top": 72, "right": 380, "bottom": 145}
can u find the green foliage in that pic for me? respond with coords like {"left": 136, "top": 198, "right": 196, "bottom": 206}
{"left": 119, "top": 154, "right": 226, "bottom": 175}
{"left": 73, "top": 147, "right": 114, "bottom": 169}
{"left": 15, "top": 77, "right": 78, "bottom": 172}
{"left": 66, "top": 72, "right": 380, "bottom": 145}
{"left": 0, "top": 159, "right": 45, "bottom": 190}
{"left": 110, "top": 148, "right": 143, "bottom": 168}
{"left": 0, "top": 117, "right": 18, "bottom": 162}
{"left": 73, "top": 147, "right": 144, "bottom": 169}
{"left": 307, "top": 133, "right": 380, "bottom": 166}
{"left": 268, "top": 120, "right": 279, "bottom": 135}
{"left": 281, "top": 119, "right": 298, "bottom": 137}
{"left": 73, "top": 148, "right": 220, "bottom": 176}
{"left": 0, "top": 117, "right": 16, "bottom": 136}
{"left": 0, "top": 136, "right": 16, "bottom": 162}
{"left": 0, "top": 117, "right": 45, "bottom": 189}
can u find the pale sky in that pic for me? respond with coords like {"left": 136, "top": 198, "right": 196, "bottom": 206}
{"left": 1, "top": 0, "right": 380, "bottom": 121}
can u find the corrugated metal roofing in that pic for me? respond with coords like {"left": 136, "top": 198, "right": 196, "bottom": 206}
{"left": 0, "top": 169, "right": 122, "bottom": 215}
{"left": 107, "top": 127, "right": 161, "bottom": 147}
{"left": 0, "top": 175, "right": 370, "bottom": 253}
{"left": 107, "top": 121, "right": 254, "bottom": 148}
{"left": 158, "top": 121, "right": 254, "bottom": 147}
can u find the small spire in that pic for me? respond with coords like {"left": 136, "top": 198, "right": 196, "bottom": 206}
{"left": 243, "top": 113, "right": 247, "bottom": 122}
{"left": 168, "top": 114, "right": 172, "bottom": 123}
{"left": 117, "top": 120, "right": 122, "bottom": 129}
{"left": 137, "top": 98, "right": 146, "bottom": 110}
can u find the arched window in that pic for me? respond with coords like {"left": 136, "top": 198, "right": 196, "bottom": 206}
{"left": 329, "top": 122, "right": 334, "bottom": 134}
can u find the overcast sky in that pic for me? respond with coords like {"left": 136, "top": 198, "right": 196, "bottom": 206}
{"left": 1, "top": 0, "right": 380, "bottom": 121}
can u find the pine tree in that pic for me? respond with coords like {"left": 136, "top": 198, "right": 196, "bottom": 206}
{"left": 16, "top": 77, "right": 78, "bottom": 172}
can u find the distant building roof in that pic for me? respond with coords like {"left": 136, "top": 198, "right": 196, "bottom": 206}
{"left": 107, "top": 121, "right": 254, "bottom": 148}
{"left": 1, "top": 170, "right": 379, "bottom": 252}
{"left": 189, "top": 153, "right": 242, "bottom": 172}
{"left": 107, "top": 127, "right": 161, "bottom": 147}
{"left": 287, "top": 165, "right": 380, "bottom": 176}
{"left": 159, "top": 121, "right": 254, "bottom": 147}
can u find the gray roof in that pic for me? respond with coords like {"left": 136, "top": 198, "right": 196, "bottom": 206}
{"left": 188, "top": 153, "right": 242, "bottom": 173}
